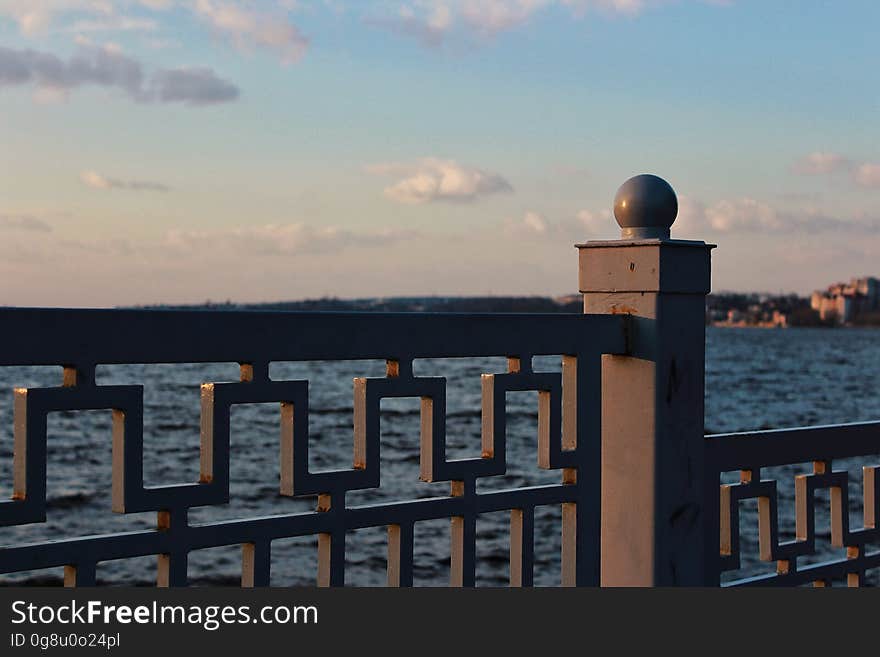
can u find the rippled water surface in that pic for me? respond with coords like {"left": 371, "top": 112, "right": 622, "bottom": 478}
{"left": 1, "top": 327, "right": 878, "bottom": 586}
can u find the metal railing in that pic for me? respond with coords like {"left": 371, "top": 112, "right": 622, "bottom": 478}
{"left": 0, "top": 308, "right": 626, "bottom": 586}
{"left": 706, "top": 422, "right": 880, "bottom": 587}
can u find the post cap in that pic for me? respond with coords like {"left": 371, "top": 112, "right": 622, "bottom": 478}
{"left": 613, "top": 174, "right": 677, "bottom": 240}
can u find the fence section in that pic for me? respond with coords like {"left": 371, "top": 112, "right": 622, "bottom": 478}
{"left": 0, "top": 308, "right": 627, "bottom": 587}
{"left": 705, "top": 421, "right": 880, "bottom": 586}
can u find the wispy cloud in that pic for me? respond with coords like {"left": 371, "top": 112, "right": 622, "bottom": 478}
{"left": 2, "top": 1, "right": 309, "bottom": 64}
{"left": 574, "top": 208, "right": 614, "bottom": 235}
{"left": 504, "top": 208, "right": 611, "bottom": 240}
{"left": 854, "top": 162, "right": 880, "bottom": 188}
{"left": 792, "top": 151, "right": 851, "bottom": 175}
{"left": 0, "top": 45, "right": 239, "bottom": 106}
{"left": 368, "top": 158, "right": 513, "bottom": 204}
{"left": 148, "top": 66, "right": 239, "bottom": 104}
{"left": 67, "top": 16, "right": 160, "bottom": 34}
{"left": 163, "top": 222, "right": 420, "bottom": 256}
{"left": 504, "top": 210, "right": 549, "bottom": 235}
{"left": 0, "top": 1, "right": 111, "bottom": 36}
{"left": 675, "top": 196, "right": 880, "bottom": 237}
{"left": 138, "top": 0, "right": 173, "bottom": 9}
{"left": 371, "top": 1, "right": 728, "bottom": 46}
{"left": 80, "top": 170, "right": 170, "bottom": 191}
{"left": 193, "top": 0, "right": 310, "bottom": 63}
{"left": 0, "top": 213, "right": 53, "bottom": 232}
{"left": 0, "top": 218, "right": 420, "bottom": 270}
{"left": 792, "top": 152, "right": 880, "bottom": 189}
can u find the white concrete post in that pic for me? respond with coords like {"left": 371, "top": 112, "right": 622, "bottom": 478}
{"left": 577, "top": 174, "right": 714, "bottom": 585}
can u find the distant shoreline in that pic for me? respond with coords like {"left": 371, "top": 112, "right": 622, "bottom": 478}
{"left": 131, "top": 294, "right": 880, "bottom": 327}
{"left": 710, "top": 323, "right": 880, "bottom": 330}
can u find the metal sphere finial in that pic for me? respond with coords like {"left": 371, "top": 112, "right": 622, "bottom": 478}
{"left": 613, "top": 174, "right": 678, "bottom": 240}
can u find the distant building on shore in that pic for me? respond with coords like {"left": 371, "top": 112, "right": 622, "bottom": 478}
{"left": 810, "top": 276, "right": 880, "bottom": 324}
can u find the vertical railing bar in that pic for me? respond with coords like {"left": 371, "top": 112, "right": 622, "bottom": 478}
{"left": 387, "top": 522, "right": 414, "bottom": 587}
{"left": 242, "top": 541, "right": 271, "bottom": 587}
{"left": 156, "top": 509, "right": 188, "bottom": 587}
{"left": 157, "top": 552, "right": 188, "bottom": 587}
{"left": 64, "top": 563, "right": 96, "bottom": 587}
{"left": 510, "top": 506, "right": 534, "bottom": 587}
{"left": 316, "top": 492, "right": 345, "bottom": 587}
{"left": 450, "top": 479, "right": 476, "bottom": 587}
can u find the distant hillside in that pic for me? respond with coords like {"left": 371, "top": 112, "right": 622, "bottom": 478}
{"left": 133, "top": 295, "right": 585, "bottom": 313}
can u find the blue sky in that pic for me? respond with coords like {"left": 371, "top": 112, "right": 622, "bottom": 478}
{"left": 1, "top": 1, "right": 878, "bottom": 305}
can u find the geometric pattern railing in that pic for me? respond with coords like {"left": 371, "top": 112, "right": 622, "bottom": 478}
{"left": 705, "top": 422, "right": 880, "bottom": 587}
{"left": 0, "top": 308, "right": 627, "bottom": 587}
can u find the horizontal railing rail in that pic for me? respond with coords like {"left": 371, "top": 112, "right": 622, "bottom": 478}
{"left": 705, "top": 422, "right": 880, "bottom": 587}
{"left": 0, "top": 308, "right": 628, "bottom": 587}
{"left": 0, "top": 308, "right": 625, "bottom": 366}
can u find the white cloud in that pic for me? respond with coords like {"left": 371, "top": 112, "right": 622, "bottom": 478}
{"left": 194, "top": 0, "right": 309, "bottom": 63}
{"left": 368, "top": 158, "right": 513, "bottom": 204}
{"left": 80, "top": 170, "right": 170, "bottom": 191}
{"left": 854, "top": 162, "right": 880, "bottom": 188}
{"left": 792, "top": 151, "right": 851, "bottom": 175}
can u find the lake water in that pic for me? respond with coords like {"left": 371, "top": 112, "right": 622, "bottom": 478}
{"left": 1, "top": 326, "right": 878, "bottom": 586}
